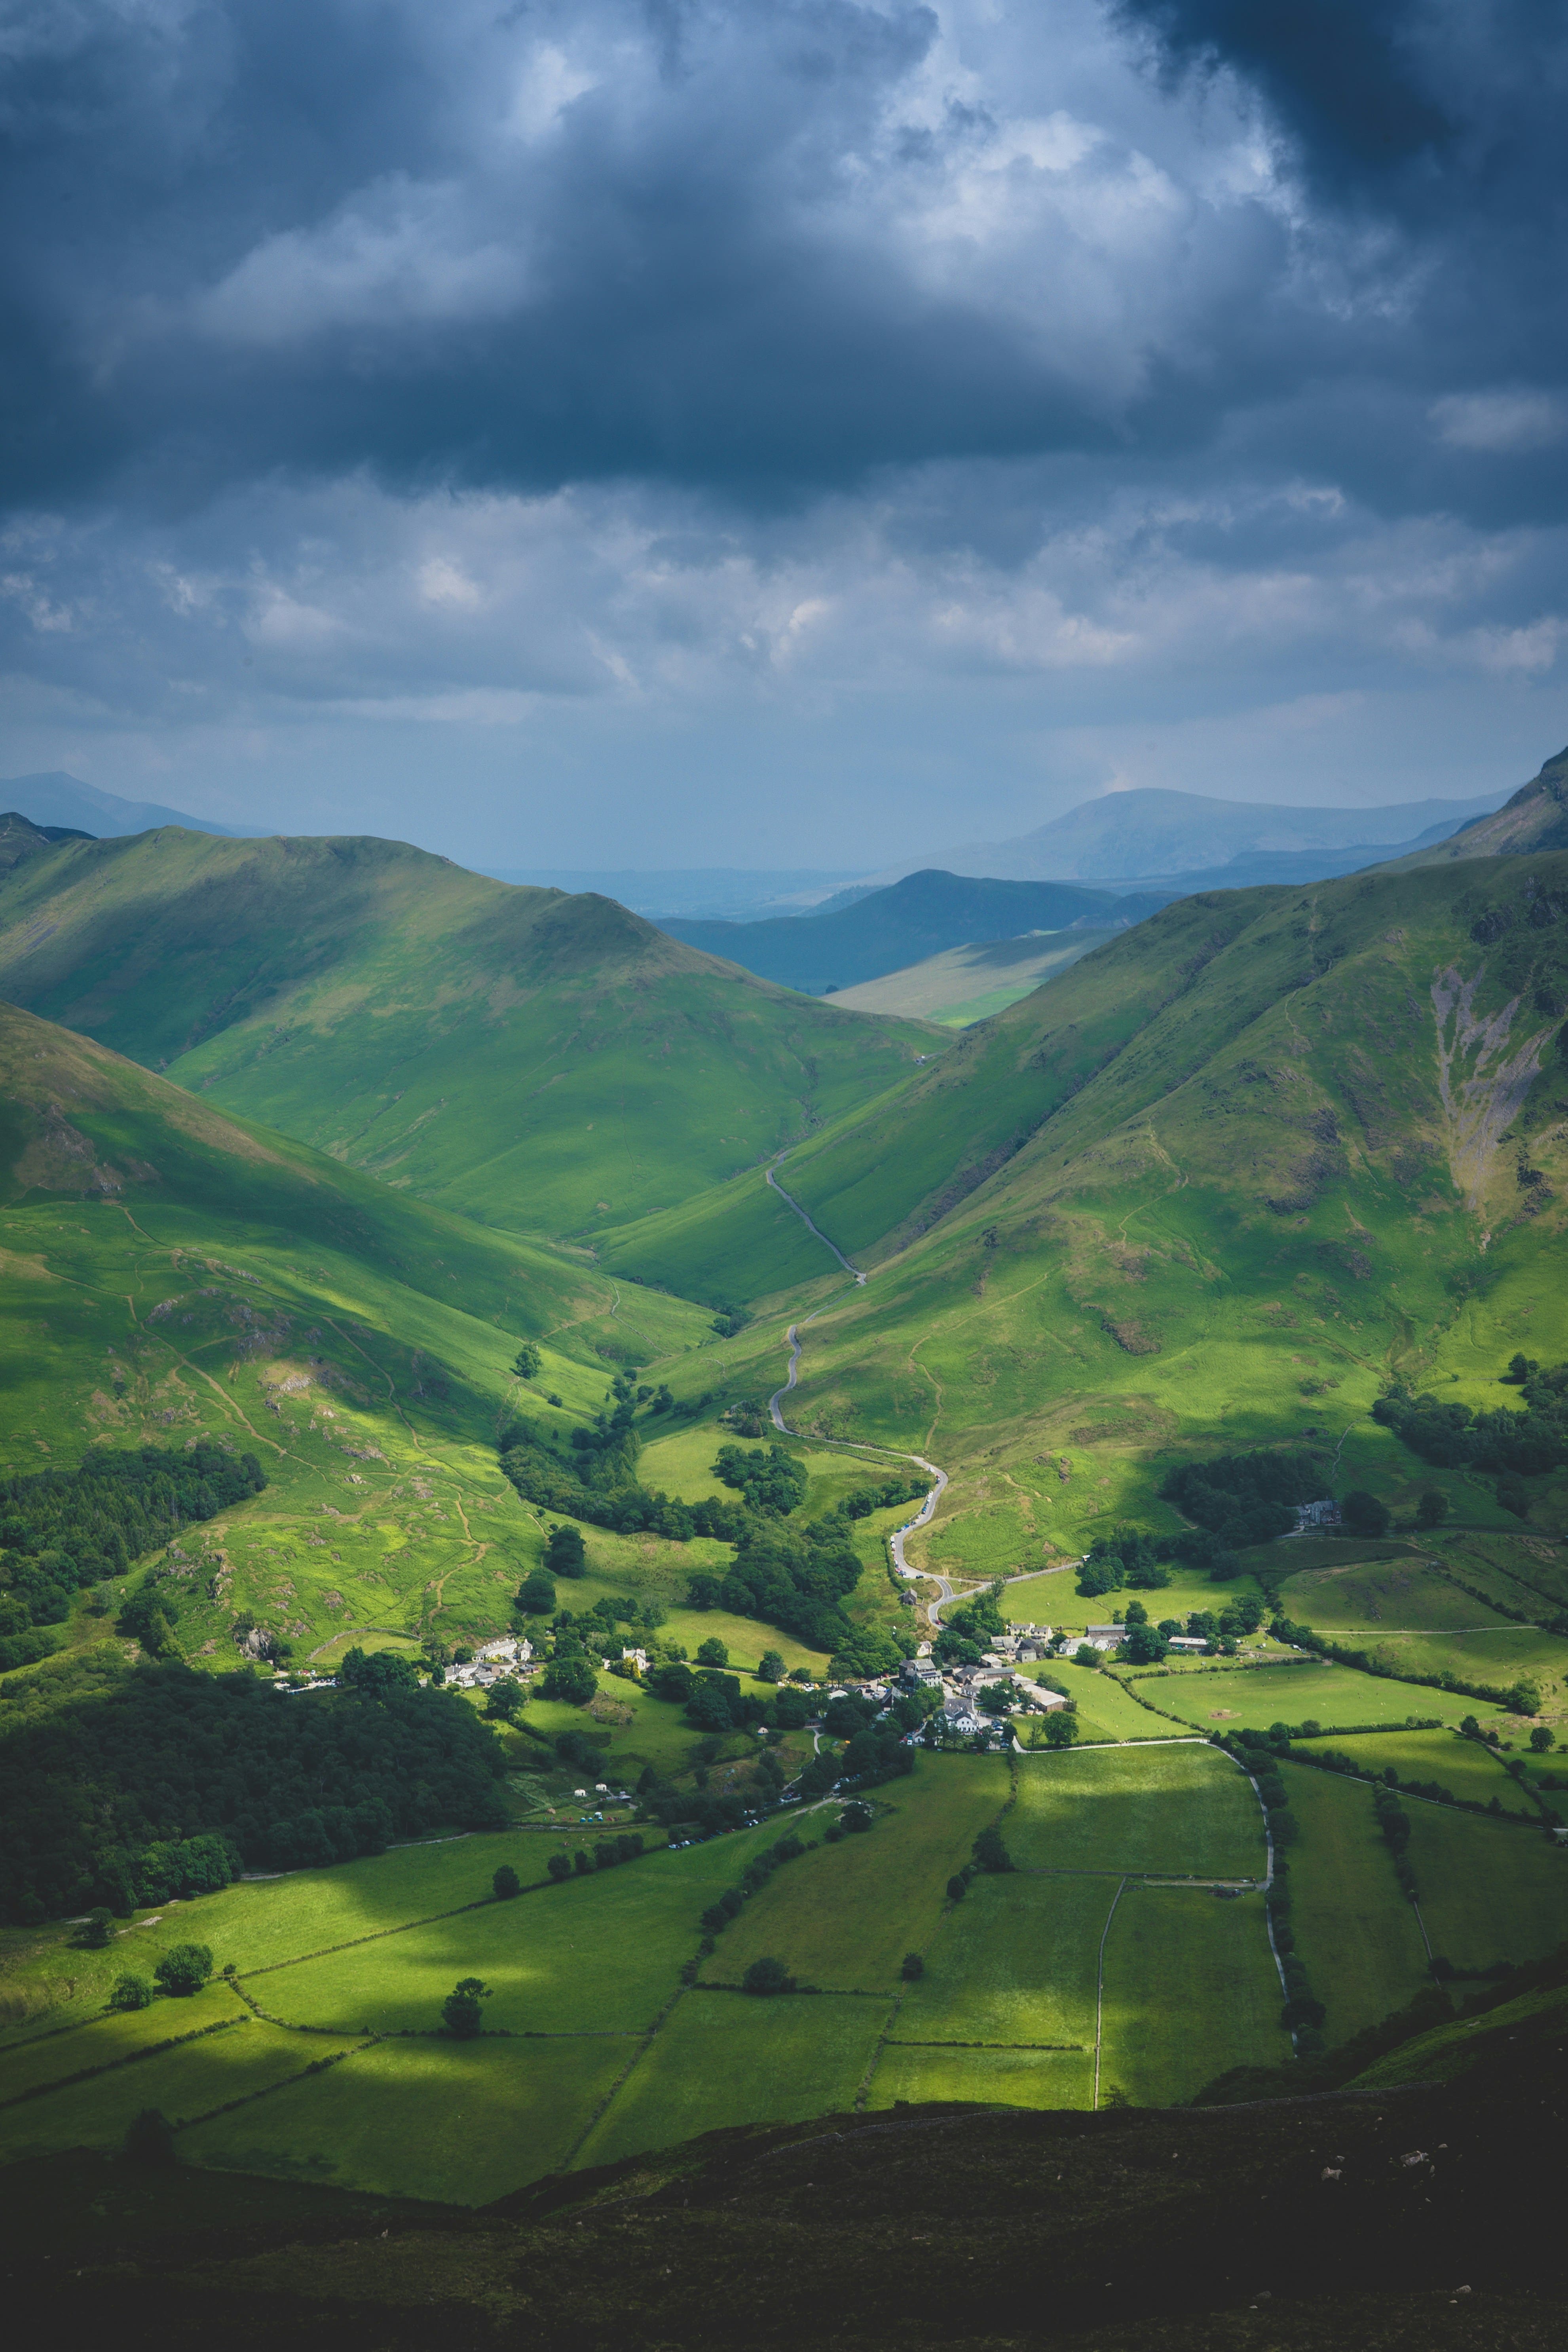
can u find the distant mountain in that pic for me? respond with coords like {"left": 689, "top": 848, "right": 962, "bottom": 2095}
{"left": 485, "top": 866, "right": 863, "bottom": 923}
{"left": 657, "top": 871, "right": 1166, "bottom": 996}
{"left": 1384, "top": 744, "right": 1568, "bottom": 868}
{"left": 906, "top": 784, "right": 1511, "bottom": 884}
{"left": 0, "top": 769, "right": 257, "bottom": 839}
{"left": 0, "top": 828, "right": 930, "bottom": 1241}
{"left": 0, "top": 809, "right": 95, "bottom": 871}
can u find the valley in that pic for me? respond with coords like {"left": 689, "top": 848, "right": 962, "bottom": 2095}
{"left": 0, "top": 818, "right": 1564, "bottom": 2234}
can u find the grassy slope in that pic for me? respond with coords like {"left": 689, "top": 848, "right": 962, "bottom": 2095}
{"left": 0, "top": 997, "right": 721, "bottom": 1672}
{"left": 829, "top": 931, "right": 1105, "bottom": 1025}
{"left": 651, "top": 855, "right": 1568, "bottom": 1590}
{"left": 0, "top": 828, "right": 934, "bottom": 1252}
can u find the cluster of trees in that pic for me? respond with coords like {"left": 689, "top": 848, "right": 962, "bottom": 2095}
{"left": 794, "top": 1697, "right": 917, "bottom": 1798}
{"left": 0, "top": 1443, "right": 268, "bottom": 1670}
{"left": 1374, "top": 1359, "right": 1568, "bottom": 1515}
{"left": 1076, "top": 1526, "right": 1169, "bottom": 1597}
{"left": 1111, "top": 1594, "right": 1266, "bottom": 1663}
{"left": 1270, "top": 1615, "right": 1540, "bottom": 1717}
{"left": 943, "top": 1821, "right": 1014, "bottom": 1906}
{"left": 546, "top": 1833, "right": 645, "bottom": 1881}
{"left": 712, "top": 1443, "right": 808, "bottom": 1517}
{"left": 500, "top": 1371, "right": 748, "bottom": 1540}
{"left": 933, "top": 1589, "right": 1004, "bottom": 1666}
{"left": 108, "top": 1940, "right": 215, "bottom": 2012}
{"left": 1160, "top": 1449, "right": 1326, "bottom": 1559}
{"left": 710, "top": 1517, "right": 869, "bottom": 1657}
{"left": 0, "top": 1648, "right": 510, "bottom": 1924}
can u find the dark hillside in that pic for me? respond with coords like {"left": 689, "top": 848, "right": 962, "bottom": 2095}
{"left": 659, "top": 867, "right": 1158, "bottom": 993}
{"left": 8, "top": 2015, "right": 1564, "bottom": 2350}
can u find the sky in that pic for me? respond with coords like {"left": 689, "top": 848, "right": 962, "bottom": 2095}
{"left": 2, "top": 0, "right": 1566, "bottom": 870}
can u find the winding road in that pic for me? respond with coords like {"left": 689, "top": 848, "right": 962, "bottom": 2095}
{"left": 762, "top": 1149, "right": 1084, "bottom": 1627}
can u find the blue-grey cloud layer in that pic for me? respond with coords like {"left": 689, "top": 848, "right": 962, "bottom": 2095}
{"left": 1, "top": 0, "right": 1565, "bottom": 858}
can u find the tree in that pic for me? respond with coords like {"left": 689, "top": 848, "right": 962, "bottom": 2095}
{"left": 1074, "top": 1643, "right": 1101, "bottom": 1668}
{"left": 1505, "top": 1680, "right": 1541, "bottom": 1717}
{"left": 484, "top": 1678, "right": 524, "bottom": 1722}
{"left": 541, "top": 1654, "right": 597, "bottom": 1705}
{"left": 901, "top": 1951, "right": 924, "bottom": 1981}
{"left": 492, "top": 1864, "right": 521, "bottom": 1899}
{"left": 1042, "top": 1710, "right": 1076, "bottom": 1749}
{"left": 517, "top": 1570, "right": 557, "bottom": 1615}
{"left": 696, "top": 1636, "right": 730, "bottom": 1668}
{"left": 339, "top": 1645, "right": 419, "bottom": 1694}
{"left": 547, "top": 1852, "right": 572, "bottom": 1883}
{"left": 841, "top": 1802, "right": 874, "bottom": 1834}
{"left": 108, "top": 1972, "right": 152, "bottom": 2012}
{"left": 80, "top": 1907, "right": 115, "bottom": 1948}
{"left": 757, "top": 1649, "right": 786, "bottom": 1684}
{"left": 742, "top": 1955, "right": 795, "bottom": 1996}
{"left": 946, "top": 1874, "right": 968, "bottom": 1904}
{"left": 153, "top": 1942, "right": 213, "bottom": 1997}
{"left": 1530, "top": 1726, "right": 1555, "bottom": 1753}
{"left": 512, "top": 1343, "right": 543, "bottom": 1380}
{"left": 442, "top": 1976, "right": 492, "bottom": 2038}
{"left": 1341, "top": 1490, "right": 1391, "bottom": 1537}
{"left": 123, "top": 2107, "right": 177, "bottom": 2166}
{"left": 686, "top": 1574, "right": 722, "bottom": 1611}
{"left": 972, "top": 1826, "right": 1013, "bottom": 1874}
{"left": 545, "top": 1524, "right": 587, "bottom": 1579}
{"left": 1416, "top": 1488, "right": 1450, "bottom": 1529}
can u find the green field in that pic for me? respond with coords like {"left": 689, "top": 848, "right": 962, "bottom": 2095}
{"left": 574, "top": 1991, "right": 883, "bottom": 2166}
{"left": 0, "top": 1978, "right": 245, "bottom": 2096}
{"left": 1152, "top": 1659, "right": 1508, "bottom": 1734}
{"left": 1279, "top": 1761, "right": 1431, "bottom": 2044}
{"left": 1294, "top": 1730, "right": 1536, "bottom": 1815}
{"left": 1099, "top": 1885, "right": 1291, "bottom": 2105}
{"left": 866, "top": 2039, "right": 1095, "bottom": 2111}
{"left": 1015, "top": 1660, "right": 1179, "bottom": 1745}
{"left": 1007, "top": 1744, "right": 1264, "bottom": 1879}
{"left": 704, "top": 1756, "right": 1009, "bottom": 1990}
{"left": 183, "top": 2033, "right": 630, "bottom": 2202}
{"left": 1404, "top": 1804, "right": 1568, "bottom": 1973}
{"left": 1276, "top": 1554, "right": 1517, "bottom": 1634}
{"left": 0, "top": 2017, "right": 361, "bottom": 2160}
{"left": 253, "top": 1836, "right": 769, "bottom": 2037}
{"left": 897, "top": 1873, "right": 1109, "bottom": 2048}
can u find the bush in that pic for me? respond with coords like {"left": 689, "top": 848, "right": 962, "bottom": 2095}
{"left": 757, "top": 1649, "right": 786, "bottom": 1683}
{"left": 695, "top": 1637, "right": 730, "bottom": 1668}
{"left": 153, "top": 1942, "right": 213, "bottom": 1997}
{"left": 123, "top": 2107, "right": 177, "bottom": 2166}
{"left": 108, "top": 1972, "right": 152, "bottom": 2012}
{"left": 946, "top": 1874, "right": 968, "bottom": 1904}
{"left": 80, "top": 1907, "right": 115, "bottom": 1948}
{"left": 547, "top": 1852, "right": 571, "bottom": 1883}
{"left": 901, "top": 1951, "right": 924, "bottom": 1981}
{"left": 492, "top": 1864, "right": 521, "bottom": 1899}
{"left": 742, "top": 1955, "right": 795, "bottom": 1996}
{"left": 517, "top": 1570, "right": 556, "bottom": 1615}
{"left": 1341, "top": 1490, "right": 1391, "bottom": 1536}
{"left": 541, "top": 1655, "right": 598, "bottom": 1705}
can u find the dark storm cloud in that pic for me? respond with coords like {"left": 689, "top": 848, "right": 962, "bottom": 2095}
{"left": 5, "top": 0, "right": 1558, "bottom": 524}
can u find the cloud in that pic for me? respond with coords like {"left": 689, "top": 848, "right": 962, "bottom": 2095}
{"left": 0, "top": 0, "right": 1565, "bottom": 856}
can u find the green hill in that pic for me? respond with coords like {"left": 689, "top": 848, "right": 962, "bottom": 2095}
{"left": 0, "top": 995, "right": 715, "bottom": 1679}
{"left": 1389, "top": 743, "right": 1568, "bottom": 867}
{"left": 619, "top": 854, "right": 1568, "bottom": 1572}
{"left": 0, "top": 829, "right": 934, "bottom": 1240}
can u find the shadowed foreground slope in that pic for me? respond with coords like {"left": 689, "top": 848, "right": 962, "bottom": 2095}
{"left": 8, "top": 2019, "right": 1564, "bottom": 2352}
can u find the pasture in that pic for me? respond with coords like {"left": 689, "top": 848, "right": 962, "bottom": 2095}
{"left": 1278, "top": 1761, "right": 1430, "bottom": 2044}
{"left": 867, "top": 2040, "right": 1094, "bottom": 2111}
{"left": 1098, "top": 1886, "right": 1290, "bottom": 2106}
{"left": 1007, "top": 1744, "right": 1264, "bottom": 1879}
{"left": 1294, "top": 1729, "right": 1535, "bottom": 1815}
{"left": 182, "top": 2034, "right": 628, "bottom": 2203}
{"left": 1153, "top": 1659, "right": 1508, "bottom": 1734}
{"left": 573, "top": 1992, "right": 882, "bottom": 2167}
{"left": 897, "top": 1874, "right": 1108, "bottom": 2048}
{"left": 1403, "top": 1805, "right": 1568, "bottom": 1974}
{"left": 704, "top": 1756, "right": 1008, "bottom": 1991}
{"left": 0, "top": 2018, "right": 360, "bottom": 2161}
{"left": 0, "top": 1978, "right": 245, "bottom": 2098}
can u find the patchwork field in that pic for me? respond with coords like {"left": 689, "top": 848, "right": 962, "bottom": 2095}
{"left": 703, "top": 1756, "right": 1008, "bottom": 1990}
{"left": 1006, "top": 1744, "right": 1264, "bottom": 1879}
{"left": 1099, "top": 1886, "right": 1291, "bottom": 2106}
{"left": 865, "top": 2040, "right": 1095, "bottom": 2113}
{"left": 1294, "top": 1729, "right": 1536, "bottom": 1815}
{"left": 183, "top": 2034, "right": 630, "bottom": 2203}
{"left": 896, "top": 1872, "right": 1108, "bottom": 2051}
{"left": 1152, "top": 1660, "right": 1510, "bottom": 1734}
{"left": 1279, "top": 1761, "right": 1432, "bottom": 2044}
{"left": 1403, "top": 1803, "right": 1568, "bottom": 1974}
